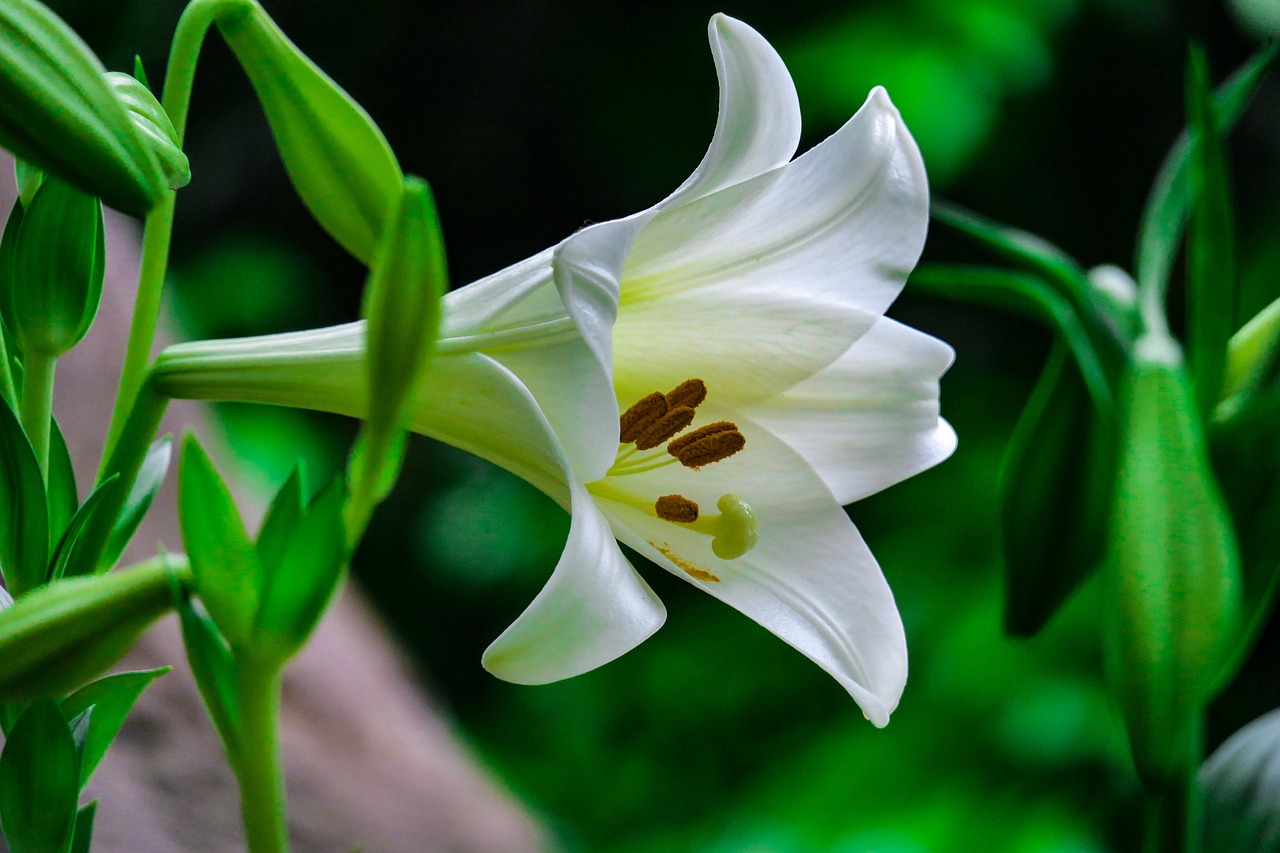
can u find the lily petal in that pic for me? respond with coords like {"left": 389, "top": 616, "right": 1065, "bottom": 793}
{"left": 746, "top": 317, "right": 957, "bottom": 505}
{"left": 614, "top": 87, "right": 930, "bottom": 409}
{"left": 483, "top": 474, "right": 667, "bottom": 684}
{"left": 660, "top": 14, "right": 802, "bottom": 211}
{"left": 594, "top": 408, "right": 907, "bottom": 725}
{"left": 440, "top": 247, "right": 556, "bottom": 335}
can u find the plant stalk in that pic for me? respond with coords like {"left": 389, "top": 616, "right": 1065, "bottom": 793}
{"left": 231, "top": 663, "right": 288, "bottom": 853}
{"left": 19, "top": 349, "right": 55, "bottom": 477}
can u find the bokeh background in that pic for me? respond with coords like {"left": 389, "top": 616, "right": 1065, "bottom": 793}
{"left": 44, "top": 0, "right": 1280, "bottom": 849}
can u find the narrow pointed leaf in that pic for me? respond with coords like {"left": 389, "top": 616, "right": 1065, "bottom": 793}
{"left": 1185, "top": 46, "right": 1238, "bottom": 423}
{"left": 0, "top": 396, "right": 48, "bottom": 596}
{"left": 104, "top": 71, "right": 190, "bottom": 191}
{"left": 61, "top": 667, "right": 168, "bottom": 786}
{"left": 99, "top": 436, "right": 171, "bottom": 572}
{"left": 14, "top": 159, "right": 43, "bottom": 209}
{"left": 46, "top": 418, "right": 79, "bottom": 548}
{"left": 1107, "top": 334, "right": 1241, "bottom": 783}
{"left": 1136, "top": 44, "right": 1277, "bottom": 309}
{"left": 0, "top": 700, "right": 79, "bottom": 853}
{"left": 216, "top": 0, "right": 402, "bottom": 263}
{"left": 171, "top": 578, "right": 239, "bottom": 746}
{"left": 178, "top": 435, "right": 260, "bottom": 647}
{"left": 254, "top": 478, "right": 346, "bottom": 663}
{"left": 1001, "top": 343, "right": 1115, "bottom": 635}
{"left": 49, "top": 475, "right": 120, "bottom": 580}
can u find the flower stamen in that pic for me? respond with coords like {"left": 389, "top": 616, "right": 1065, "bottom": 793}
{"left": 654, "top": 494, "right": 699, "bottom": 522}
{"left": 619, "top": 392, "right": 669, "bottom": 444}
{"left": 665, "top": 378, "right": 707, "bottom": 410}
{"left": 667, "top": 421, "right": 746, "bottom": 468}
{"left": 634, "top": 406, "right": 695, "bottom": 450}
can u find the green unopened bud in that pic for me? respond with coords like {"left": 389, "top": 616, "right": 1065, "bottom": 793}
{"left": 0, "top": 0, "right": 168, "bottom": 215}
{"left": 1220, "top": 294, "right": 1280, "bottom": 414}
{"left": 216, "top": 0, "right": 401, "bottom": 263}
{"left": 0, "top": 557, "right": 188, "bottom": 701}
{"left": 104, "top": 72, "right": 190, "bottom": 191}
{"left": 1106, "top": 333, "right": 1242, "bottom": 783}
{"left": 2, "top": 176, "right": 104, "bottom": 357}
{"left": 352, "top": 176, "right": 446, "bottom": 515}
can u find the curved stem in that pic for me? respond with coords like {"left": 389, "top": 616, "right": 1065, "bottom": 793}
{"left": 99, "top": 0, "right": 253, "bottom": 472}
{"left": 20, "top": 349, "right": 55, "bottom": 478}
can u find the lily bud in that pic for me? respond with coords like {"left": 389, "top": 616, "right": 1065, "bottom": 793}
{"left": 1221, "top": 294, "right": 1280, "bottom": 410}
{"left": 0, "top": 0, "right": 168, "bottom": 215}
{"left": 0, "top": 558, "right": 186, "bottom": 701}
{"left": 104, "top": 72, "right": 191, "bottom": 191}
{"left": 1106, "top": 333, "right": 1241, "bottom": 783}
{"left": 1, "top": 175, "right": 104, "bottom": 357}
{"left": 216, "top": 0, "right": 401, "bottom": 263}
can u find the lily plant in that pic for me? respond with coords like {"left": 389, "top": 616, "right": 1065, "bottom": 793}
{"left": 153, "top": 14, "right": 955, "bottom": 727}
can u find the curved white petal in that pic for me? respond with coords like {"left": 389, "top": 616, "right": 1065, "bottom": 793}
{"left": 593, "top": 408, "right": 907, "bottom": 725}
{"left": 745, "top": 317, "right": 957, "bottom": 505}
{"left": 614, "top": 87, "right": 930, "bottom": 409}
{"left": 441, "top": 247, "right": 556, "bottom": 336}
{"left": 660, "top": 14, "right": 802, "bottom": 211}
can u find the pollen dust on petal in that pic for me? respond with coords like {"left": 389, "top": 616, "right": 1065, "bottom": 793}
{"left": 650, "top": 541, "right": 721, "bottom": 583}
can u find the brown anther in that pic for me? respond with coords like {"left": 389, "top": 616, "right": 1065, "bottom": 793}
{"left": 654, "top": 494, "right": 700, "bottom": 523}
{"left": 619, "top": 392, "right": 669, "bottom": 444}
{"left": 667, "top": 421, "right": 737, "bottom": 456}
{"left": 665, "top": 378, "right": 707, "bottom": 410}
{"left": 634, "top": 406, "right": 695, "bottom": 450}
{"left": 670, "top": 423, "right": 746, "bottom": 469}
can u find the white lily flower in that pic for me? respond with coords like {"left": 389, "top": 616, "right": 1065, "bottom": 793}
{"left": 155, "top": 14, "right": 954, "bottom": 726}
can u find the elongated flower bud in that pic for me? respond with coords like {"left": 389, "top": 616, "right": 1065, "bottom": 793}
{"left": 0, "top": 558, "right": 186, "bottom": 700}
{"left": 1, "top": 176, "right": 104, "bottom": 357}
{"left": 1106, "top": 333, "right": 1241, "bottom": 783}
{"left": 0, "top": 0, "right": 168, "bottom": 215}
{"left": 216, "top": 0, "right": 401, "bottom": 263}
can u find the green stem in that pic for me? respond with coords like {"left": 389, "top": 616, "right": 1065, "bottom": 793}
{"left": 231, "top": 664, "right": 288, "bottom": 853}
{"left": 99, "top": 0, "right": 253, "bottom": 471}
{"left": 20, "top": 349, "right": 55, "bottom": 477}
{"left": 1141, "top": 722, "right": 1204, "bottom": 853}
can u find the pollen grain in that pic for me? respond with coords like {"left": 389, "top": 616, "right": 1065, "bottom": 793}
{"left": 651, "top": 542, "right": 721, "bottom": 583}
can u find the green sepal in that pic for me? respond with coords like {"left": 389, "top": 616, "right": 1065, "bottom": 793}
{"left": 48, "top": 475, "right": 121, "bottom": 581}
{"left": 0, "top": 0, "right": 167, "bottom": 215}
{"left": 70, "top": 801, "right": 96, "bottom": 853}
{"left": 4, "top": 175, "right": 104, "bottom": 357}
{"left": 1000, "top": 343, "right": 1115, "bottom": 636}
{"left": 99, "top": 435, "right": 172, "bottom": 572}
{"left": 0, "top": 395, "right": 49, "bottom": 597}
{"left": 253, "top": 476, "right": 346, "bottom": 664}
{"left": 0, "top": 558, "right": 185, "bottom": 701}
{"left": 1185, "top": 45, "right": 1238, "bottom": 424}
{"left": 178, "top": 435, "right": 260, "bottom": 648}
{"left": 61, "top": 667, "right": 169, "bottom": 787}
{"left": 46, "top": 418, "right": 79, "bottom": 548}
{"left": 217, "top": 0, "right": 402, "bottom": 263}
{"left": 0, "top": 700, "right": 79, "bottom": 853}
{"left": 1106, "top": 334, "right": 1241, "bottom": 784}
{"left": 104, "top": 71, "right": 190, "bottom": 191}
{"left": 1135, "top": 44, "right": 1277, "bottom": 311}
{"left": 170, "top": 573, "right": 240, "bottom": 748}
{"left": 14, "top": 159, "right": 43, "bottom": 209}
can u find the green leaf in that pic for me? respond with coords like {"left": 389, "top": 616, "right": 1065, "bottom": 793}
{"left": 0, "top": 395, "right": 49, "bottom": 596}
{"left": 46, "top": 418, "right": 79, "bottom": 548}
{"left": 1185, "top": 45, "right": 1238, "bottom": 424}
{"left": 61, "top": 667, "right": 168, "bottom": 787}
{"left": 4, "top": 175, "right": 105, "bottom": 357}
{"left": 1221, "top": 294, "right": 1280, "bottom": 410}
{"left": 178, "top": 435, "right": 260, "bottom": 647}
{"left": 69, "top": 801, "right": 95, "bottom": 853}
{"left": 48, "top": 475, "right": 120, "bottom": 580}
{"left": 103, "top": 71, "right": 190, "bottom": 191}
{"left": 910, "top": 264, "right": 1116, "bottom": 411}
{"left": 255, "top": 465, "right": 305, "bottom": 576}
{"left": 0, "top": 557, "right": 184, "bottom": 701}
{"left": 253, "top": 477, "right": 346, "bottom": 664}
{"left": 1000, "top": 343, "right": 1116, "bottom": 636}
{"left": 13, "top": 159, "right": 42, "bottom": 209}
{"left": 0, "top": 700, "right": 79, "bottom": 853}
{"left": 217, "top": 0, "right": 402, "bottom": 263}
{"left": 99, "top": 436, "right": 171, "bottom": 572}
{"left": 0, "top": 0, "right": 167, "bottom": 215}
{"left": 1135, "top": 44, "right": 1277, "bottom": 314}
{"left": 171, "top": 578, "right": 239, "bottom": 747}
{"left": 1107, "top": 334, "right": 1241, "bottom": 784}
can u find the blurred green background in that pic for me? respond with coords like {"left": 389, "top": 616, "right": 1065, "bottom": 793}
{"left": 47, "top": 0, "right": 1280, "bottom": 849}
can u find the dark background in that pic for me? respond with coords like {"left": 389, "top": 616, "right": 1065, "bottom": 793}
{"left": 44, "top": 0, "right": 1280, "bottom": 849}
